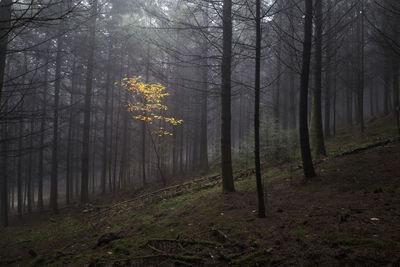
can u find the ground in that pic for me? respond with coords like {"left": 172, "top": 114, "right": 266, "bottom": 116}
{"left": 1, "top": 116, "right": 400, "bottom": 266}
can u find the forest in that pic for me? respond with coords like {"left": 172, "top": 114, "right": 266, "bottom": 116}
{"left": 0, "top": 0, "right": 400, "bottom": 265}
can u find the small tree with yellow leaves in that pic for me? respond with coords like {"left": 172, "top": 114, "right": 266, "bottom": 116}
{"left": 119, "top": 77, "right": 183, "bottom": 185}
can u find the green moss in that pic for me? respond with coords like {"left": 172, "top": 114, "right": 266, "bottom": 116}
{"left": 28, "top": 256, "right": 44, "bottom": 267}
{"left": 325, "top": 233, "right": 397, "bottom": 249}
{"left": 111, "top": 239, "right": 131, "bottom": 255}
{"left": 231, "top": 249, "right": 271, "bottom": 265}
{"left": 158, "top": 258, "right": 192, "bottom": 266}
{"left": 288, "top": 228, "right": 309, "bottom": 239}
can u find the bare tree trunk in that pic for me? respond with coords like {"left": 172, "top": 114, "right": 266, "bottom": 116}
{"left": 38, "top": 49, "right": 49, "bottom": 210}
{"left": 254, "top": 0, "right": 265, "bottom": 218}
{"left": 27, "top": 89, "right": 35, "bottom": 213}
{"left": 101, "top": 43, "right": 112, "bottom": 195}
{"left": 108, "top": 76, "right": 115, "bottom": 193}
{"left": 310, "top": 0, "right": 327, "bottom": 157}
{"left": 0, "top": 110, "right": 8, "bottom": 226}
{"left": 141, "top": 46, "right": 150, "bottom": 185}
{"left": 112, "top": 80, "right": 122, "bottom": 197}
{"left": 346, "top": 83, "right": 353, "bottom": 125}
{"left": 357, "top": 0, "right": 365, "bottom": 132}
{"left": 384, "top": 58, "right": 390, "bottom": 116}
{"left": 275, "top": 39, "right": 281, "bottom": 127}
{"left": 0, "top": 0, "right": 11, "bottom": 105}
{"left": 289, "top": 59, "right": 296, "bottom": 130}
{"left": 346, "top": 29, "right": 353, "bottom": 126}
{"left": 179, "top": 87, "right": 185, "bottom": 175}
{"left": 119, "top": 103, "right": 129, "bottom": 189}
{"left": 91, "top": 113, "right": 97, "bottom": 194}
{"left": 66, "top": 57, "right": 77, "bottom": 204}
{"left": 369, "top": 79, "right": 374, "bottom": 116}
{"left": 299, "top": 0, "right": 316, "bottom": 178}
{"left": 81, "top": 0, "right": 98, "bottom": 204}
{"left": 148, "top": 128, "right": 166, "bottom": 186}
{"left": 221, "top": 0, "right": 235, "bottom": 192}
{"left": 199, "top": 9, "right": 209, "bottom": 172}
{"left": 393, "top": 57, "right": 400, "bottom": 134}
{"left": 50, "top": 2, "right": 65, "bottom": 212}
{"left": 0, "top": 0, "right": 12, "bottom": 227}
{"left": 17, "top": 121, "right": 23, "bottom": 218}
{"left": 324, "top": 0, "right": 333, "bottom": 138}
{"left": 333, "top": 54, "right": 337, "bottom": 136}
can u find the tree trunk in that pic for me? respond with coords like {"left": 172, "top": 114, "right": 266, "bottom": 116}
{"left": 289, "top": 59, "right": 296, "bottom": 130}
{"left": 112, "top": 76, "right": 122, "bottom": 196}
{"left": 199, "top": 9, "right": 209, "bottom": 172}
{"left": 221, "top": 0, "right": 235, "bottom": 192}
{"left": 0, "top": 108, "right": 8, "bottom": 227}
{"left": 254, "top": 0, "right": 265, "bottom": 218}
{"left": 275, "top": 38, "right": 281, "bottom": 127}
{"left": 357, "top": 0, "right": 365, "bottom": 132}
{"left": 0, "top": 0, "right": 11, "bottom": 105}
{"left": 81, "top": 0, "right": 98, "bottom": 204}
{"left": 0, "top": 0, "right": 12, "bottom": 227}
{"left": 393, "top": 57, "right": 400, "bottom": 134}
{"left": 142, "top": 46, "right": 151, "bottom": 185}
{"left": 65, "top": 57, "right": 77, "bottom": 204}
{"left": 27, "top": 89, "right": 35, "bottom": 213}
{"left": 383, "top": 59, "right": 390, "bottom": 116}
{"left": 108, "top": 75, "right": 115, "bottom": 193}
{"left": 299, "top": 0, "right": 316, "bottom": 178}
{"left": 119, "top": 99, "right": 129, "bottom": 189}
{"left": 91, "top": 113, "right": 97, "bottom": 194}
{"left": 50, "top": 2, "right": 65, "bottom": 212}
{"left": 37, "top": 48, "right": 49, "bottom": 210}
{"left": 101, "top": 43, "right": 112, "bottom": 195}
{"left": 310, "top": 0, "right": 327, "bottom": 157}
{"left": 324, "top": 0, "right": 333, "bottom": 138}
{"left": 333, "top": 54, "right": 337, "bottom": 136}
{"left": 17, "top": 121, "right": 23, "bottom": 218}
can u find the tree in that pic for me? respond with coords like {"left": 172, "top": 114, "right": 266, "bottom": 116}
{"left": 122, "top": 77, "right": 183, "bottom": 185}
{"left": 49, "top": 2, "right": 65, "bottom": 213}
{"left": 0, "top": 0, "right": 12, "bottom": 228}
{"left": 37, "top": 47, "right": 49, "bottom": 211}
{"left": 310, "top": 0, "right": 327, "bottom": 157}
{"left": 81, "top": 0, "right": 98, "bottom": 204}
{"left": 324, "top": 0, "right": 334, "bottom": 138}
{"left": 101, "top": 42, "right": 113, "bottom": 195}
{"left": 393, "top": 54, "right": 400, "bottom": 134}
{"left": 357, "top": 0, "right": 365, "bottom": 132}
{"left": 254, "top": 0, "right": 265, "bottom": 218}
{"left": 221, "top": 0, "right": 235, "bottom": 193}
{"left": 299, "top": 0, "right": 316, "bottom": 178}
{"left": 199, "top": 7, "right": 209, "bottom": 172}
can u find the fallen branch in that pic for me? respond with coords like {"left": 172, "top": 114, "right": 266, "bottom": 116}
{"left": 91, "top": 175, "right": 221, "bottom": 217}
{"left": 334, "top": 137, "right": 400, "bottom": 157}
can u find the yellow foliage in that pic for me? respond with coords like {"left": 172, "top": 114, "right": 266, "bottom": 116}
{"left": 118, "top": 76, "right": 183, "bottom": 136}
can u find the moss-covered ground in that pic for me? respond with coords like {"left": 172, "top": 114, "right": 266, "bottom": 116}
{"left": 1, "top": 116, "right": 400, "bottom": 266}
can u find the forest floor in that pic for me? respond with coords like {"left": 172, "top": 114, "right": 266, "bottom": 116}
{"left": 1, "top": 116, "right": 400, "bottom": 266}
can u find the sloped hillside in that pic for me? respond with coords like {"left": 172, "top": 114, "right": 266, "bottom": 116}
{"left": 1, "top": 123, "right": 400, "bottom": 266}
